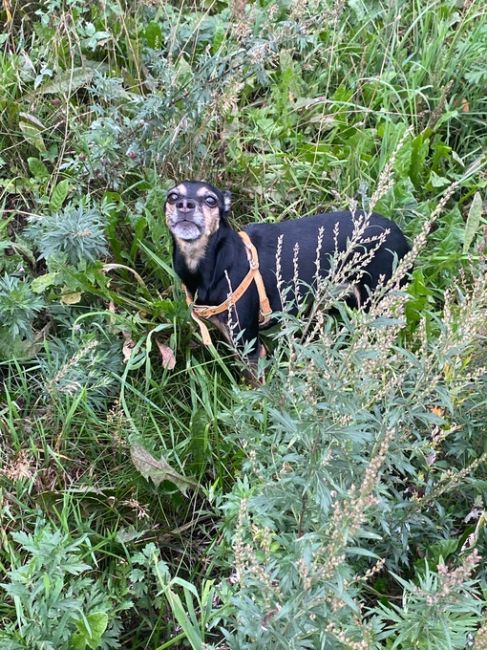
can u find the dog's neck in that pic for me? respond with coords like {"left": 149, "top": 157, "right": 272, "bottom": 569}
{"left": 172, "top": 220, "right": 243, "bottom": 303}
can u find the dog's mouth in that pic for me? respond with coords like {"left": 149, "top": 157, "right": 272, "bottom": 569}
{"left": 170, "top": 219, "right": 203, "bottom": 241}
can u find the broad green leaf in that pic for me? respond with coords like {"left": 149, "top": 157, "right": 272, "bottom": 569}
{"left": 145, "top": 22, "right": 163, "bottom": 48}
{"left": 60, "top": 291, "right": 82, "bottom": 305}
{"left": 463, "top": 192, "right": 483, "bottom": 254}
{"left": 68, "top": 633, "right": 86, "bottom": 650}
{"left": 428, "top": 171, "right": 450, "bottom": 188}
{"left": 130, "top": 444, "right": 197, "bottom": 496}
{"left": 31, "top": 272, "right": 59, "bottom": 294}
{"left": 85, "top": 612, "right": 108, "bottom": 649}
{"left": 50, "top": 179, "right": 71, "bottom": 213}
{"left": 70, "top": 611, "right": 108, "bottom": 650}
{"left": 37, "top": 63, "right": 109, "bottom": 95}
{"left": 19, "top": 112, "right": 46, "bottom": 152}
{"left": 27, "top": 157, "right": 49, "bottom": 179}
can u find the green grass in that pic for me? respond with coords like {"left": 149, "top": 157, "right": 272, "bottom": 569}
{"left": 0, "top": 0, "right": 486, "bottom": 647}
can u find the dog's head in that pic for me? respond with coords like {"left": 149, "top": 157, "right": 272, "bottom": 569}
{"left": 165, "top": 180, "right": 231, "bottom": 242}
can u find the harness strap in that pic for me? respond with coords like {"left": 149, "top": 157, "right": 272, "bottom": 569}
{"left": 183, "top": 231, "right": 272, "bottom": 346}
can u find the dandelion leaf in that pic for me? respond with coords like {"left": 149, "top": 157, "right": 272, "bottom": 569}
{"left": 130, "top": 444, "right": 195, "bottom": 496}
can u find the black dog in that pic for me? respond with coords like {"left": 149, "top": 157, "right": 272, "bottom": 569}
{"left": 166, "top": 180, "right": 410, "bottom": 359}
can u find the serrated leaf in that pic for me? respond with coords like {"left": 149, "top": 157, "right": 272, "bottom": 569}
{"left": 27, "top": 157, "right": 49, "bottom": 179}
{"left": 31, "top": 272, "right": 59, "bottom": 294}
{"left": 50, "top": 179, "right": 71, "bottom": 213}
{"left": 463, "top": 192, "right": 483, "bottom": 254}
{"left": 130, "top": 444, "right": 196, "bottom": 496}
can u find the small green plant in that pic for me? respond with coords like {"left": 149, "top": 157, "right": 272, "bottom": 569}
{"left": 0, "top": 522, "right": 126, "bottom": 649}
{"left": 26, "top": 203, "right": 108, "bottom": 266}
{"left": 373, "top": 554, "right": 484, "bottom": 649}
{"left": 129, "top": 542, "right": 223, "bottom": 650}
{"left": 0, "top": 274, "right": 44, "bottom": 359}
{"left": 39, "top": 333, "right": 123, "bottom": 409}
{"left": 0, "top": 274, "right": 44, "bottom": 340}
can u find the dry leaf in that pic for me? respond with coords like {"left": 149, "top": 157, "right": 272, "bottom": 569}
{"left": 429, "top": 406, "right": 445, "bottom": 418}
{"left": 461, "top": 98, "right": 469, "bottom": 113}
{"left": 130, "top": 444, "right": 195, "bottom": 496}
{"left": 122, "top": 332, "right": 135, "bottom": 363}
{"left": 155, "top": 339, "right": 176, "bottom": 369}
{"left": 464, "top": 508, "right": 483, "bottom": 524}
{"left": 426, "top": 451, "right": 437, "bottom": 466}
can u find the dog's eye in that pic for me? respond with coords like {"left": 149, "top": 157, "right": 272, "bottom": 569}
{"left": 205, "top": 196, "right": 217, "bottom": 207}
{"left": 167, "top": 192, "right": 179, "bottom": 203}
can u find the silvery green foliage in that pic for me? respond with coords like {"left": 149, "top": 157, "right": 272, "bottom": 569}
{"left": 0, "top": 274, "right": 44, "bottom": 339}
{"left": 0, "top": 522, "right": 124, "bottom": 649}
{"left": 216, "top": 281, "right": 486, "bottom": 649}
{"left": 372, "top": 559, "right": 484, "bottom": 648}
{"left": 26, "top": 204, "right": 107, "bottom": 266}
{"left": 68, "top": 3, "right": 326, "bottom": 187}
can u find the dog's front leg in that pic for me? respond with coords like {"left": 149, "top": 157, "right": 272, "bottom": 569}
{"left": 230, "top": 289, "right": 262, "bottom": 360}
{"left": 231, "top": 295, "right": 266, "bottom": 385}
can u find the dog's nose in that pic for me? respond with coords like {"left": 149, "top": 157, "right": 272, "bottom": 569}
{"left": 176, "top": 198, "right": 196, "bottom": 213}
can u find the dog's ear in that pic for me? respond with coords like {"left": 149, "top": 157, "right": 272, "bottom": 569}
{"left": 222, "top": 191, "right": 232, "bottom": 215}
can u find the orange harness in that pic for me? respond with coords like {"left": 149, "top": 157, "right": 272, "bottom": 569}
{"left": 183, "top": 231, "right": 272, "bottom": 346}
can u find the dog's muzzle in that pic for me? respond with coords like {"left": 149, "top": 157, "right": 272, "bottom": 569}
{"left": 168, "top": 208, "right": 205, "bottom": 241}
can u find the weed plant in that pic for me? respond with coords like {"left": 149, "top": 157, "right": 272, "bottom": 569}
{"left": 0, "top": 0, "right": 486, "bottom": 647}
{"left": 216, "top": 247, "right": 487, "bottom": 648}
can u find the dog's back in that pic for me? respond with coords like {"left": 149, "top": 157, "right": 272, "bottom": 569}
{"left": 245, "top": 211, "right": 410, "bottom": 312}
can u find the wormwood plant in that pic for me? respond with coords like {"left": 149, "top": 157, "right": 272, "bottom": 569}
{"left": 0, "top": 274, "right": 44, "bottom": 340}
{"left": 26, "top": 203, "right": 108, "bottom": 266}
{"left": 38, "top": 333, "right": 123, "bottom": 410}
{"left": 214, "top": 231, "right": 487, "bottom": 647}
{"left": 0, "top": 274, "right": 44, "bottom": 359}
{"left": 0, "top": 522, "right": 126, "bottom": 649}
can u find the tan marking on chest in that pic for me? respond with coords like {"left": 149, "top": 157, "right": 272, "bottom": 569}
{"left": 177, "top": 234, "right": 210, "bottom": 272}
